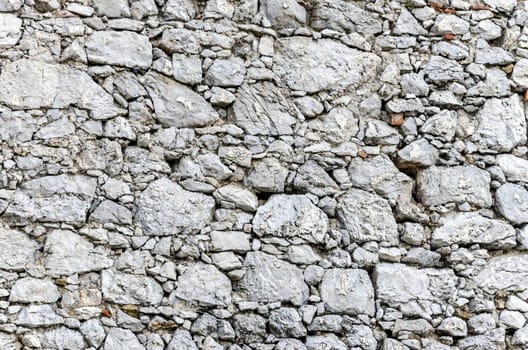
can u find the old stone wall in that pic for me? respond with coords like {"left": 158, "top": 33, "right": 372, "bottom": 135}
{"left": 0, "top": 0, "right": 527, "bottom": 349}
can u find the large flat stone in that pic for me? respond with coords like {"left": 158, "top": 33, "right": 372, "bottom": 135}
{"left": 475, "top": 255, "right": 528, "bottom": 293}
{"left": 174, "top": 263, "right": 232, "bottom": 307}
{"left": 101, "top": 270, "right": 164, "bottom": 305}
{"left": 273, "top": 37, "right": 381, "bottom": 93}
{"left": 86, "top": 31, "right": 152, "bottom": 69}
{"left": 0, "top": 59, "right": 120, "bottom": 120}
{"left": 0, "top": 227, "right": 38, "bottom": 272}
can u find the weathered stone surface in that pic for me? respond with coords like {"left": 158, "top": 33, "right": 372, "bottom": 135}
{"left": 310, "top": 0, "right": 381, "bottom": 34}
{"left": 0, "top": 13, "right": 20, "bottom": 47}
{"left": 431, "top": 14, "right": 469, "bottom": 35}
{"left": 273, "top": 37, "right": 381, "bottom": 93}
{"left": 252, "top": 194, "right": 328, "bottom": 243}
{"left": 213, "top": 184, "right": 258, "bottom": 211}
{"left": 44, "top": 230, "right": 113, "bottom": 277}
{"left": 495, "top": 183, "right": 528, "bottom": 224}
{"left": 475, "top": 255, "right": 528, "bottom": 293}
{"left": 293, "top": 160, "right": 339, "bottom": 196}
{"left": 471, "top": 95, "right": 526, "bottom": 152}
{"left": 307, "top": 107, "right": 359, "bottom": 144}
{"left": 40, "top": 327, "right": 86, "bottom": 350}
{"left": 229, "top": 82, "right": 298, "bottom": 136}
{"left": 16, "top": 305, "right": 63, "bottom": 328}
{"left": 336, "top": 188, "right": 399, "bottom": 245}
{"left": 245, "top": 157, "right": 289, "bottom": 192}
{"left": 205, "top": 57, "right": 246, "bottom": 87}
{"left": 103, "top": 328, "right": 144, "bottom": 350}
{"left": 174, "top": 263, "right": 231, "bottom": 307}
{"left": 513, "top": 59, "right": 528, "bottom": 88}
{"left": 101, "top": 269, "right": 164, "bottom": 305}
{"left": 238, "top": 251, "right": 309, "bottom": 305}
{"left": 90, "top": 200, "right": 133, "bottom": 225}
{"left": 497, "top": 154, "right": 528, "bottom": 182}
{"left": 425, "top": 55, "right": 464, "bottom": 83}
{"left": 260, "top": 0, "right": 305, "bottom": 29}
{"left": 135, "top": 177, "right": 215, "bottom": 235}
{"left": 86, "top": 31, "right": 152, "bottom": 69}
{"left": 417, "top": 166, "right": 492, "bottom": 207}
{"left": 166, "top": 329, "right": 198, "bottom": 350}
{"left": 0, "top": 227, "right": 38, "bottom": 271}
{"left": 432, "top": 212, "right": 516, "bottom": 249}
{"left": 319, "top": 269, "right": 375, "bottom": 316}
{"left": 10, "top": 277, "right": 60, "bottom": 303}
{"left": 145, "top": 72, "right": 218, "bottom": 128}
{"left": 0, "top": 111, "right": 37, "bottom": 142}
{"left": 0, "top": 333, "right": 20, "bottom": 350}
{"left": 0, "top": 59, "right": 120, "bottom": 120}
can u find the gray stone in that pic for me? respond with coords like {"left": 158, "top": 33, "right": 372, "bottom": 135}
{"left": 500, "top": 310, "right": 525, "bottom": 329}
{"left": 210, "top": 231, "right": 250, "bottom": 252}
{"left": 475, "top": 255, "right": 528, "bottom": 293}
{"left": 365, "top": 120, "right": 400, "bottom": 145}
{"left": 287, "top": 245, "right": 321, "bottom": 265}
{"left": 294, "top": 96, "right": 323, "bottom": 118}
{"left": 0, "top": 14, "right": 20, "bottom": 48}
{"left": 172, "top": 53, "right": 202, "bottom": 85}
{"left": 213, "top": 185, "right": 258, "bottom": 211}
{"left": 145, "top": 72, "right": 218, "bottom": 128}
{"left": 416, "top": 166, "right": 492, "bottom": 207}
{"left": 432, "top": 212, "right": 516, "bottom": 249}
{"left": 164, "top": 0, "right": 197, "bottom": 21}
{"left": 167, "top": 330, "right": 198, "bottom": 350}
{"left": 104, "top": 117, "right": 136, "bottom": 140}
{"left": 86, "top": 31, "right": 152, "bottom": 69}
{"left": 269, "top": 308, "right": 307, "bottom": 337}
{"left": 336, "top": 188, "right": 399, "bottom": 245}
{"left": 0, "top": 227, "right": 38, "bottom": 271}
{"left": 472, "top": 95, "right": 527, "bottom": 152}
{"left": 345, "top": 325, "right": 377, "bottom": 350}
{"left": 16, "top": 305, "right": 63, "bottom": 328}
{"left": 394, "top": 8, "right": 426, "bottom": 35}
{"left": 135, "top": 177, "right": 215, "bottom": 235}
{"left": 401, "top": 73, "right": 429, "bottom": 96}
{"left": 432, "top": 41, "right": 469, "bottom": 60}
{"left": 104, "top": 328, "right": 144, "bottom": 350}
{"left": 260, "top": 0, "right": 306, "bottom": 29}
{"left": 101, "top": 269, "right": 164, "bottom": 305}
{"left": 495, "top": 183, "right": 528, "bottom": 224}
{"left": 40, "top": 327, "right": 86, "bottom": 350}
{"left": 159, "top": 28, "right": 200, "bottom": 54}
{"left": 420, "top": 110, "right": 457, "bottom": 142}
{"left": 274, "top": 37, "right": 381, "bottom": 93}
{"left": 80, "top": 319, "right": 105, "bottom": 348}
{"left": 308, "top": 107, "right": 359, "bottom": 144}
{"left": 44, "top": 230, "right": 113, "bottom": 277}
{"left": 483, "top": 0, "right": 517, "bottom": 12}
{"left": 397, "top": 139, "right": 438, "bottom": 167}
{"left": 90, "top": 200, "right": 133, "bottom": 225}
{"left": 424, "top": 56, "right": 464, "bottom": 83}
{"left": 0, "top": 0, "right": 22, "bottom": 11}
{"left": 319, "top": 268, "right": 375, "bottom": 316}
{"left": 114, "top": 72, "right": 147, "bottom": 99}
{"left": 306, "top": 335, "right": 347, "bottom": 350}
{"left": 174, "top": 263, "right": 231, "bottom": 306}
{"left": 310, "top": 0, "right": 382, "bottom": 34}
{"left": 467, "top": 68, "right": 510, "bottom": 97}
{"left": 431, "top": 14, "right": 469, "bottom": 35}
{"left": 238, "top": 251, "right": 309, "bottom": 305}
{"left": 252, "top": 194, "right": 328, "bottom": 243}
{"left": 9, "top": 278, "right": 60, "bottom": 303}
{"left": 437, "top": 317, "right": 467, "bottom": 337}
{"left": 0, "top": 111, "right": 37, "bottom": 142}
{"left": 0, "top": 59, "right": 120, "bottom": 120}
{"left": 0, "top": 333, "right": 20, "bottom": 350}
{"left": 513, "top": 59, "right": 528, "bottom": 88}
{"left": 475, "top": 39, "right": 514, "bottom": 65}
{"left": 229, "top": 82, "right": 298, "bottom": 136}
{"left": 93, "top": 0, "right": 130, "bottom": 17}
{"left": 233, "top": 313, "right": 267, "bottom": 343}
{"left": 276, "top": 339, "right": 307, "bottom": 350}
{"left": 245, "top": 158, "right": 288, "bottom": 192}
{"left": 293, "top": 160, "right": 339, "bottom": 197}
{"left": 205, "top": 57, "right": 246, "bottom": 87}
{"left": 497, "top": 154, "right": 528, "bottom": 183}
{"left": 513, "top": 326, "right": 528, "bottom": 346}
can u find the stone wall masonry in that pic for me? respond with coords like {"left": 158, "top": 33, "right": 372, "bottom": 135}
{"left": 0, "top": 0, "right": 528, "bottom": 349}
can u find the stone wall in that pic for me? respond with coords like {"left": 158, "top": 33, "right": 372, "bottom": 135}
{"left": 0, "top": 0, "right": 527, "bottom": 349}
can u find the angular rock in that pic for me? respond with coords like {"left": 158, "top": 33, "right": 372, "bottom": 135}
{"left": 394, "top": 8, "right": 426, "bottom": 35}
{"left": 85, "top": 31, "right": 152, "bottom": 69}
{"left": 310, "top": 0, "right": 381, "bottom": 34}
{"left": 174, "top": 263, "right": 232, "bottom": 307}
{"left": 101, "top": 269, "right": 164, "bottom": 305}
{"left": 397, "top": 139, "right": 438, "bottom": 167}
{"left": 167, "top": 329, "right": 198, "bottom": 350}
{"left": 319, "top": 268, "right": 375, "bottom": 316}
{"left": 16, "top": 305, "right": 63, "bottom": 328}
{"left": 93, "top": 0, "right": 130, "bottom": 17}
{"left": 9, "top": 278, "right": 60, "bottom": 303}
{"left": 245, "top": 157, "right": 289, "bottom": 192}
{"left": 432, "top": 212, "right": 516, "bottom": 249}
{"left": 40, "top": 327, "right": 86, "bottom": 350}
{"left": 513, "top": 59, "right": 528, "bottom": 88}
{"left": 213, "top": 185, "right": 258, "bottom": 212}
{"left": 420, "top": 110, "right": 457, "bottom": 142}
{"left": 475, "top": 39, "right": 514, "bottom": 65}
{"left": 0, "top": 111, "right": 37, "bottom": 142}
{"left": 431, "top": 14, "right": 469, "bottom": 35}
{"left": 416, "top": 166, "right": 492, "bottom": 207}
{"left": 401, "top": 73, "right": 429, "bottom": 96}
{"left": 0, "top": 13, "right": 21, "bottom": 48}
{"left": 252, "top": 194, "right": 328, "bottom": 243}
{"left": 293, "top": 160, "right": 339, "bottom": 197}
{"left": 0, "top": 0, "right": 23, "bottom": 11}
{"left": 164, "top": 0, "right": 197, "bottom": 21}
{"left": 336, "top": 188, "right": 399, "bottom": 245}
{"left": 306, "top": 335, "right": 347, "bottom": 350}
{"left": 229, "top": 82, "right": 298, "bottom": 136}
{"left": 475, "top": 255, "right": 528, "bottom": 293}
{"left": 145, "top": 72, "right": 218, "bottom": 128}
{"left": 0, "top": 60, "right": 119, "bottom": 120}
{"left": 103, "top": 328, "right": 144, "bottom": 350}
{"left": 210, "top": 231, "right": 250, "bottom": 252}
{"left": 80, "top": 319, "right": 105, "bottom": 348}
{"left": 0, "top": 333, "right": 20, "bottom": 350}
{"left": 44, "top": 230, "right": 113, "bottom": 277}
{"left": 307, "top": 107, "right": 359, "bottom": 144}
{"left": 234, "top": 313, "right": 267, "bottom": 343}
{"left": 495, "top": 183, "right": 528, "bottom": 224}
{"left": 260, "top": 0, "right": 305, "bottom": 29}
{"left": 274, "top": 37, "right": 381, "bottom": 93}
{"left": 497, "top": 154, "right": 528, "bottom": 182}
{"left": 238, "top": 251, "right": 309, "bottom": 305}
{"left": 424, "top": 56, "right": 464, "bottom": 83}
{"left": 467, "top": 68, "right": 510, "bottom": 97}
{"left": 172, "top": 53, "right": 202, "bottom": 85}
{"left": 90, "top": 200, "right": 133, "bottom": 225}
{"left": 471, "top": 95, "right": 526, "bottom": 152}
{"left": 269, "top": 308, "right": 307, "bottom": 338}
{"left": 0, "top": 227, "right": 38, "bottom": 271}
{"left": 205, "top": 57, "right": 246, "bottom": 87}
{"left": 135, "top": 177, "right": 215, "bottom": 235}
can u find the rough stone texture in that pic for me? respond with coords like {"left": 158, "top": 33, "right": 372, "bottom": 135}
{"left": 2, "top": 1, "right": 528, "bottom": 348}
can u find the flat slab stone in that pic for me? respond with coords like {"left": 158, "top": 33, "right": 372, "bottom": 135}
{"left": 5, "top": 175, "right": 97, "bottom": 226}
{"left": 416, "top": 166, "right": 492, "bottom": 208}
{"left": 475, "top": 255, "right": 528, "bottom": 293}
{"left": 319, "top": 269, "right": 375, "bottom": 316}
{"left": 432, "top": 212, "right": 516, "bottom": 249}
{"left": 336, "top": 188, "right": 399, "bottom": 245}
{"left": 229, "top": 82, "right": 298, "bottom": 136}
{"left": 135, "top": 177, "right": 215, "bottom": 235}
{"left": 174, "top": 263, "right": 232, "bottom": 307}
{"left": 101, "top": 269, "right": 164, "bottom": 305}
{"left": 252, "top": 194, "right": 329, "bottom": 243}
{"left": 471, "top": 95, "right": 527, "bottom": 152}
{"left": 86, "top": 30, "right": 152, "bottom": 69}
{"left": 0, "top": 227, "right": 38, "bottom": 271}
{"left": 273, "top": 37, "right": 381, "bottom": 93}
{"left": 0, "top": 59, "right": 120, "bottom": 120}
{"left": 9, "top": 278, "right": 60, "bottom": 303}
{"left": 145, "top": 72, "right": 218, "bottom": 128}
{"left": 44, "top": 230, "right": 113, "bottom": 277}
{"left": 237, "top": 251, "right": 309, "bottom": 306}
{"left": 0, "top": 13, "right": 21, "bottom": 48}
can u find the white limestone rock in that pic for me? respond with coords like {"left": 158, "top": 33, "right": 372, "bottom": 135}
{"left": 174, "top": 263, "right": 232, "bottom": 307}
{"left": 86, "top": 31, "right": 152, "bottom": 69}
{"left": 101, "top": 269, "right": 164, "bottom": 305}
{"left": 475, "top": 255, "right": 528, "bottom": 293}
{"left": 0, "top": 227, "right": 38, "bottom": 271}
{"left": 9, "top": 277, "right": 60, "bottom": 303}
{"left": 0, "top": 14, "right": 21, "bottom": 48}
